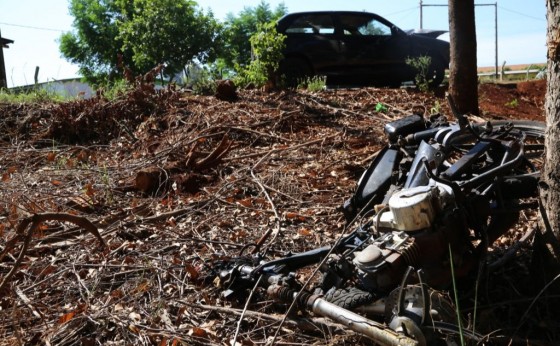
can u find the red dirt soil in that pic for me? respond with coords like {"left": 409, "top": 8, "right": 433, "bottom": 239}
{"left": 479, "top": 79, "right": 546, "bottom": 121}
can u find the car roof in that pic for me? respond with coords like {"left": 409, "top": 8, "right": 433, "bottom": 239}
{"left": 277, "top": 11, "right": 390, "bottom": 31}
{"left": 278, "top": 11, "right": 383, "bottom": 21}
{"left": 280, "top": 10, "right": 379, "bottom": 16}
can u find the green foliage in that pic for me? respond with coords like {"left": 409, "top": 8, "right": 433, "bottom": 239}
{"left": 430, "top": 100, "right": 441, "bottom": 115}
{"left": 101, "top": 78, "right": 132, "bottom": 101}
{"left": 59, "top": 0, "right": 132, "bottom": 85}
{"left": 375, "top": 102, "right": 388, "bottom": 113}
{"left": 234, "top": 60, "right": 269, "bottom": 87}
{"left": 505, "top": 98, "right": 518, "bottom": 108}
{"left": 191, "top": 68, "right": 218, "bottom": 95}
{"left": 208, "top": 58, "right": 235, "bottom": 80}
{"left": 0, "top": 87, "right": 68, "bottom": 103}
{"left": 119, "top": 0, "right": 221, "bottom": 80}
{"left": 234, "top": 21, "right": 286, "bottom": 88}
{"left": 60, "top": 0, "right": 220, "bottom": 85}
{"left": 249, "top": 21, "right": 286, "bottom": 75}
{"left": 220, "top": 1, "right": 287, "bottom": 70}
{"left": 405, "top": 55, "right": 433, "bottom": 92}
{"left": 449, "top": 245, "right": 466, "bottom": 346}
{"left": 298, "top": 75, "right": 327, "bottom": 92}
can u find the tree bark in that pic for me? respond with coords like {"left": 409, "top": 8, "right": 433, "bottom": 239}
{"left": 448, "top": 0, "right": 479, "bottom": 115}
{"left": 533, "top": 0, "right": 560, "bottom": 287}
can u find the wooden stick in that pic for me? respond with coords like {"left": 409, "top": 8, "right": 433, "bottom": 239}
{"left": 178, "top": 302, "right": 341, "bottom": 334}
{"left": 33, "top": 213, "right": 106, "bottom": 248}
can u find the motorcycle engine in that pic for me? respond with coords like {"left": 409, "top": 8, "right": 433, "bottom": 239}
{"left": 351, "top": 181, "right": 471, "bottom": 292}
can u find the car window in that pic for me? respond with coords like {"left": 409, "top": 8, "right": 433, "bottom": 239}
{"left": 285, "top": 14, "right": 335, "bottom": 35}
{"left": 339, "top": 15, "right": 392, "bottom": 36}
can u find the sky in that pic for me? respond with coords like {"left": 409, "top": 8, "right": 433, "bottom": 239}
{"left": 0, "top": 0, "right": 547, "bottom": 87}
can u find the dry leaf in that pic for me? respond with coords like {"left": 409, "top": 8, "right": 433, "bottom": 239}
{"left": 128, "top": 324, "right": 140, "bottom": 334}
{"left": 285, "top": 212, "right": 298, "bottom": 219}
{"left": 185, "top": 263, "right": 199, "bottom": 280}
{"left": 58, "top": 311, "right": 76, "bottom": 324}
{"left": 110, "top": 289, "right": 124, "bottom": 299}
{"left": 131, "top": 280, "right": 150, "bottom": 295}
{"left": 66, "top": 158, "right": 76, "bottom": 168}
{"left": 37, "top": 264, "right": 56, "bottom": 278}
{"left": 237, "top": 198, "right": 253, "bottom": 208}
{"left": 298, "top": 228, "right": 313, "bottom": 236}
{"left": 84, "top": 183, "right": 95, "bottom": 197}
{"left": 188, "top": 327, "right": 208, "bottom": 337}
{"left": 76, "top": 150, "right": 88, "bottom": 162}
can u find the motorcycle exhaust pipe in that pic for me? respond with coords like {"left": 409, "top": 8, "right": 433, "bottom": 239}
{"left": 267, "top": 285, "right": 420, "bottom": 346}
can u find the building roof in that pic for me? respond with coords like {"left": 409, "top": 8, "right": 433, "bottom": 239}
{"left": 1, "top": 36, "right": 14, "bottom": 48}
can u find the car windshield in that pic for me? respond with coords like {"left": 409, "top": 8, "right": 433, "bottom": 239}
{"left": 284, "top": 14, "right": 335, "bottom": 34}
{"left": 339, "top": 14, "right": 392, "bottom": 36}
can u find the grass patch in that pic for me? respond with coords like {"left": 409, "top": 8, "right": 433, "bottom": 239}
{"left": 0, "top": 87, "right": 70, "bottom": 103}
{"left": 297, "top": 75, "right": 327, "bottom": 91}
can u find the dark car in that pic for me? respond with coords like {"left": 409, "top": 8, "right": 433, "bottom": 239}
{"left": 276, "top": 11, "right": 450, "bottom": 87}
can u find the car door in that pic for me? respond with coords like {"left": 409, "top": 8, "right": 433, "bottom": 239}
{"left": 336, "top": 13, "right": 411, "bottom": 85}
{"left": 282, "top": 13, "right": 342, "bottom": 75}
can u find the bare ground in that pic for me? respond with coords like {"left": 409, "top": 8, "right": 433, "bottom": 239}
{"left": 0, "top": 78, "right": 554, "bottom": 345}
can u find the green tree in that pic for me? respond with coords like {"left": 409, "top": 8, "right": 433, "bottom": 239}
{"left": 59, "top": 0, "right": 219, "bottom": 85}
{"left": 59, "top": 0, "right": 133, "bottom": 84}
{"left": 220, "top": 1, "right": 287, "bottom": 70}
{"left": 119, "top": 0, "right": 220, "bottom": 81}
{"left": 234, "top": 21, "right": 286, "bottom": 87}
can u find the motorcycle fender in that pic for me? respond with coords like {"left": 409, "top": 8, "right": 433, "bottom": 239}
{"left": 344, "top": 147, "right": 402, "bottom": 221}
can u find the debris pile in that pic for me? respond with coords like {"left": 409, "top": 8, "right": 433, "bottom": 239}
{"left": 0, "top": 80, "right": 553, "bottom": 345}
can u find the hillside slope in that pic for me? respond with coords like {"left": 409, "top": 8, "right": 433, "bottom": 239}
{"left": 0, "top": 80, "right": 550, "bottom": 345}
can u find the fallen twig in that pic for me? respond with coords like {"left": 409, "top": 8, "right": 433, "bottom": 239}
{"left": 178, "top": 302, "right": 341, "bottom": 335}
{"left": 0, "top": 218, "right": 35, "bottom": 293}
{"left": 34, "top": 213, "right": 106, "bottom": 248}
{"left": 0, "top": 213, "right": 106, "bottom": 294}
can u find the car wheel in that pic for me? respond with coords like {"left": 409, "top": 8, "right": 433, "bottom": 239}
{"left": 428, "top": 58, "right": 446, "bottom": 88}
{"left": 278, "top": 57, "right": 313, "bottom": 87}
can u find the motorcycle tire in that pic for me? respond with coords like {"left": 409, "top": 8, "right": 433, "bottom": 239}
{"left": 323, "top": 287, "right": 374, "bottom": 310}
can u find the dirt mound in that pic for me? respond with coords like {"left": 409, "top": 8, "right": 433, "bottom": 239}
{"left": 479, "top": 79, "right": 545, "bottom": 121}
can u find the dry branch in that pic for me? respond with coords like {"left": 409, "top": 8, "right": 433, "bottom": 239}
{"left": 180, "top": 302, "right": 343, "bottom": 335}
{"left": 189, "top": 134, "right": 232, "bottom": 170}
{"left": 0, "top": 213, "right": 106, "bottom": 293}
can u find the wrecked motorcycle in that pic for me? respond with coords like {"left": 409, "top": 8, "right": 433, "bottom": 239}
{"left": 215, "top": 99, "right": 545, "bottom": 345}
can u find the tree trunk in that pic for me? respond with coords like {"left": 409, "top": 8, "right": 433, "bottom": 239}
{"left": 448, "top": 0, "right": 479, "bottom": 115}
{"left": 533, "top": 0, "right": 560, "bottom": 287}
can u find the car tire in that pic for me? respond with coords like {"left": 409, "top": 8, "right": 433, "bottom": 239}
{"left": 278, "top": 57, "right": 313, "bottom": 87}
{"left": 428, "top": 58, "right": 446, "bottom": 88}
